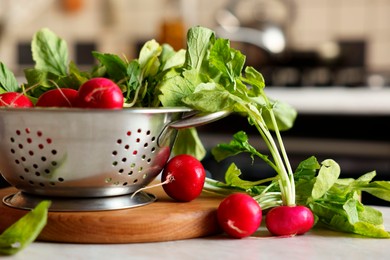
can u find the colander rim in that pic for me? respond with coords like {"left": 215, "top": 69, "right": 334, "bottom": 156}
{"left": 0, "top": 106, "right": 194, "bottom": 114}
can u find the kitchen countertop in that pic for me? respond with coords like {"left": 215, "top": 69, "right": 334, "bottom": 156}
{"left": 265, "top": 87, "right": 390, "bottom": 115}
{"left": 3, "top": 205, "right": 389, "bottom": 260}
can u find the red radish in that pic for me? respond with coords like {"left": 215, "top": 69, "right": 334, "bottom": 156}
{"left": 161, "top": 154, "right": 206, "bottom": 202}
{"left": 265, "top": 205, "right": 314, "bottom": 236}
{"left": 77, "top": 77, "right": 123, "bottom": 109}
{"left": 0, "top": 92, "right": 33, "bottom": 108}
{"left": 36, "top": 88, "right": 78, "bottom": 107}
{"left": 217, "top": 193, "right": 262, "bottom": 239}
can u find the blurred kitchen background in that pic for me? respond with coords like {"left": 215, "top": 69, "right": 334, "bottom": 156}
{"left": 0, "top": 0, "right": 389, "bottom": 205}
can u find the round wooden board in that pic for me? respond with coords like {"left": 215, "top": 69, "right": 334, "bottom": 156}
{"left": 0, "top": 187, "right": 223, "bottom": 243}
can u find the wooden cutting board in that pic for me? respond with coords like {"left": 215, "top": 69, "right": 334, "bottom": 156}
{"left": 0, "top": 186, "right": 223, "bottom": 243}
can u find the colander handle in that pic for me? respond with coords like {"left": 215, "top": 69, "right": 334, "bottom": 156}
{"left": 168, "top": 110, "right": 230, "bottom": 129}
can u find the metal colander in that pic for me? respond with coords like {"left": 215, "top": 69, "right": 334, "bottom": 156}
{"left": 0, "top": 107, "right": 228, "bottom": 211}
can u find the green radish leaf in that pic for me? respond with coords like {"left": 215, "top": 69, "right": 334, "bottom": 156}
{"left": 224, "top": 163, "right": 251, "bottom": 189}
{"left": 173, "top": 128, "right": 206, "bottom": 161}
{"left": 139, "top": 39, "right": 162, "bottom": 78}
{"left": 0, "top": 62, "right": 19, "bottom": 93}
{"left": 32, "top": 28, "right": 68, "bottom": 76}
{"left": 92, "top": 52, "right": 127, "bottom": 82}
{"left": 161, "top": 45, "right": 186, "bottom": 71}
{"left": 362, "top": 181, "right": 390, "bottom": 201}
{"left": 158, "top": 70, "right": 196, "bottom": 107}
{"left": 311, "top": 159, "right": 340, "bottom": 200}
{"left": 185, "top": 26, "right": 215, "bottom": 71}
{"left": 0, "top": 201, "right": 51, "bottom": 255}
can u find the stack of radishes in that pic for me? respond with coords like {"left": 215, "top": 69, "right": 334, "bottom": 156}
{"left": 0, "top": 78, "right": 123, "bottom": 109}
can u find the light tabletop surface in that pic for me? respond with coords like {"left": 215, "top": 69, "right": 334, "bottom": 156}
{"left": 2, "top": 205, "right": 389, "bottom": 260}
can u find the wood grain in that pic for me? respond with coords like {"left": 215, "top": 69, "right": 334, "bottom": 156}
{"left": 0, "top": 187, "right": 223, "bottom": 243}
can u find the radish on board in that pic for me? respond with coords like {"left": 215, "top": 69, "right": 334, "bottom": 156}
{"left": 161, "top": 154, "right": 206, "bottom": 202}
{"left": 0, "top": 92, "right": 33, "bottom": 108}
{"left": 77, "top": 77, "right": 124, "bottom": 109}
{"left": 217, "top": 193, "right": 262, "bottom": 238}
{"left": 265, "top": 205, "right": 314, "bottom": 236}
{"left": 36, "top": 88, "right": 78, "bottom": 107}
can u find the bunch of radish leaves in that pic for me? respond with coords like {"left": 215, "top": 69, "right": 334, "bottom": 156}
{"left": 169, "top": 26, "right": 390, "bottom": 238}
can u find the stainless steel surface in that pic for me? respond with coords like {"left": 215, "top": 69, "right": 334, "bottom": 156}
{"left": 215, "top": 0, "right": 291, "bottom": 54}
{"left": 0, "top": 107, "right": 226, "bottom": 202}
{"left": 3, "top": 191, "right": 156, "bottom": 211}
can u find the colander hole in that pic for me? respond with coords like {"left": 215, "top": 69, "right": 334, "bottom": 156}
{"left": 141, "top": 155, "right": 146, "bottom": 160}
{"left": 38, "top": 144, "right": 44, "bottom": 149}
{"left": 27, "top": 138, "right": 32, "bottom": 143}
{"left": 119, "top": 169, "right": 124, "bottom": 173}
{"left": 112, "top": 161, "right": 118, "bottom": 166}
{"left": 21, "top": 157, "right": 26, "bottom": 162}
{"left": 37, "top": 131, "right": 42, "bottom": 137}
{"left": 144, "top": 143, "right": 148, "bottom": 148}
{"left": 15, "top": 159, "right": 19, "bottom": 164}
{"left": 49, "top": 182, "right": 55, "bottom": 186}
{"left": 146, "top": 130, "right": 151, "bottom": 135}
{"left": 133, "top": 150, "right": 138, "bottom": 155}
{"left": 133, "top": 179, "right": 138, "bottom": 183}
{"left": 33, "top": 164, "right": 38, "bottom": 169}
{"left": 151, "top": 147, "right": 156, "bottom": 152}
{"left": 41, "top": 156, "right": 47, "bottom": 162}
{"left": 25, "top": 128, "right": 30, "bottom": 134}
{"left": 105, "top": 178, "right": 112, "bottom": 183}
{"left": 122, "top": 157, "right": 127, "bottom": 162}
{"left": 51, "top": 161, "right": 57, "bottom": 166}
{"left": 124, "top": 144, "right": 130, "bottom": 150}
{"left": 117, "top": 139, "right": 122, "bottom": 144}
{"left": 35, "top": 172, "right": 40, "bottom": 176}
{"left": 112, "top": 150, "right": 118, "bottom": 156}
{"left": 18, "top": 144, "right": 23, "bottom": 149}
{"left": 138, "top": 167, "right": 143, "bottom": 172}
{"left": 24, "top": 168, "right": 29, "bottom": 173}
{"left": 137, "top": 128, "right": 141, "bottom": 133}
{"left": 46, "top": 138, "right": 52, "bottom": 144}
{"left": 10, "top": 137, "right": 15, "bottom": 143}
{"left": 58, "top": 178, "right": 64, "bottom": 182}
{"left": 143, "top": 173, "right": 148, "bottom": 179}
{"left": 130, "top": 163, "right": 135, "bottom": 168}
{"left": 128, "top": 171, "right": 133, "bottom": 176}
{"left": 147, "top": 158, "right": 151, "bottom": 163}
{"left": 29, "top": 150, "right": 34, "bottom": 156}
{"left": 113, "top": 181, "right": 120, "bottom": 185}
{"left": 151, "top": 137, "right": 156, "bottom": 142}
{"left": 29, "top": 180, "right": 34, "bottom": 185}
{"left": 39, "top": 183, "right": 45, "bottom": 187}
{"left": 127, "top": 131, "right": 132, "bottom": 136}
{"left": 44, "top": 169, "right": 50, "bottom": 174}
{"left": 10, "top": 148, "right": 15, "bottom": 154}
{"left": 51, "top": 150, "right": 57, "bottom": 155}
{"left": 123, "top": 182, "right": 128, "bottom": 186}
{"left": 16, "top": 130, "right": 21, "bottom": 135}
{"left": 136, "top": 138, "right": 140, "bottom": 143}
{"left": 19, "top": 176, "right": 24, "bottom": 180}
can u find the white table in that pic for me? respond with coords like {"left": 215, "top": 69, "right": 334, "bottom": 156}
{"left": 4, "top": 206, "right": 389, "bottom": 260}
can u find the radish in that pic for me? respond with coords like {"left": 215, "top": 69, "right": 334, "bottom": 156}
{"left": 0, "top": 92, "right": 33, "bottom": 108}
{"left": 265, "top": 205, "right": 314, "bottom": 236}
{"left": 36, "top": 88, "right": 78, "bottom": 107}
{"left": 217, "top": 193, "right": 262, "bottom": 238}
{"left": 161, "top": 154, "right": 206, "bottom": 202}
{"left": 77, "top": 77, "right": 124, "bottom": 109}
